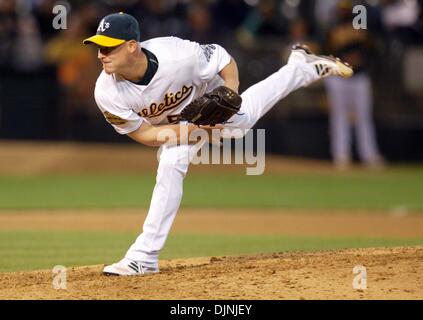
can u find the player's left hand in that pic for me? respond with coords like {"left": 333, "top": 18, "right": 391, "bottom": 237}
{"left": 180, "top": 86, "right": 242, "bottom": 126}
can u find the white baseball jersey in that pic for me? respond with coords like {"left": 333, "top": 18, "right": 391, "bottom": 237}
{"left": 94, "top": 36, "right": 232, "bottom": 135}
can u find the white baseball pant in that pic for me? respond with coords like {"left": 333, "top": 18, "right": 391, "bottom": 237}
{"left": 124, "top": 60, "right": 320, "bottom": 268}
{"left": 325, "top": 73, "right": 381, "bottom": 164}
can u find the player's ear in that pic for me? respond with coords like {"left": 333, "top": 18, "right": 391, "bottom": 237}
{"left": 127, "top": 40, "right": 139, "bottom": 53}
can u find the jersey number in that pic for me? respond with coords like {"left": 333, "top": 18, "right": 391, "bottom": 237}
{"left": 167, "top": 115, "right": 182, "bottom": 124}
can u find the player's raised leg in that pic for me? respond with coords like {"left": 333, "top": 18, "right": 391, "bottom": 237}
{"left": 225, "top": 45, "right": 353, "bottom": 132}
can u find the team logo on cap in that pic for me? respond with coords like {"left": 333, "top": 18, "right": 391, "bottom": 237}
{"left": 97, "top": 19, "right": 110, "bottom": 32}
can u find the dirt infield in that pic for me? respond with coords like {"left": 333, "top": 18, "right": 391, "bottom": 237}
{"left": 1, "top": 208, "right": 422, "bottom": 238}
{"left": 0, "top": 247, "right": 422, "bottom": 300}
{"left": 0, "top": 140, "right": 347, "bottom": 175}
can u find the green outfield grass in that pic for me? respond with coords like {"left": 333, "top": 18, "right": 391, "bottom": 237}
{"left": 1, "top": 167, "right": 422, "bottom": 272}
{"left": 0, "top": 167, "right": 422, "bottom": 210}
{"left": 0, "top": 231, "right": 422, "bottom": 272}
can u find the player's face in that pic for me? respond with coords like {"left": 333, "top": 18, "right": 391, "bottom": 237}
{"left": 97, "top": 42, "right": 128, "bottom": 74}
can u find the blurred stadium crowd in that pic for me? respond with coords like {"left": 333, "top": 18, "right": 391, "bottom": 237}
{"left": 1, "top": 0, "right": 422, "bottom": 73}
{"left": 0, "top": 0, "right": 422, "bottom": 160}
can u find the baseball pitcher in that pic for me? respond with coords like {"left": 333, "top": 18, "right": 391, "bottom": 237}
{"left": 83, "top": 12, "right": 353, "bottom": 276}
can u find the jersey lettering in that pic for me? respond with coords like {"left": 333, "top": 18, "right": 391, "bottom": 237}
{"left": 138, "top": 85, "right": 193, "bottom": 119}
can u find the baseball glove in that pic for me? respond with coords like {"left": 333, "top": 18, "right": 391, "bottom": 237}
{"left": 180, "top": 86, "right": 242, "bottom": 126}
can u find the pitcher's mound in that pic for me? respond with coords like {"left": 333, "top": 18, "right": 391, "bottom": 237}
{"left": 1, "top": 246, "right": 422, "bottom": 300}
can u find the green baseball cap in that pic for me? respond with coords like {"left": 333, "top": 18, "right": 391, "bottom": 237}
{"left": 83, "top": 12, "right": 140, "bottom": 47}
